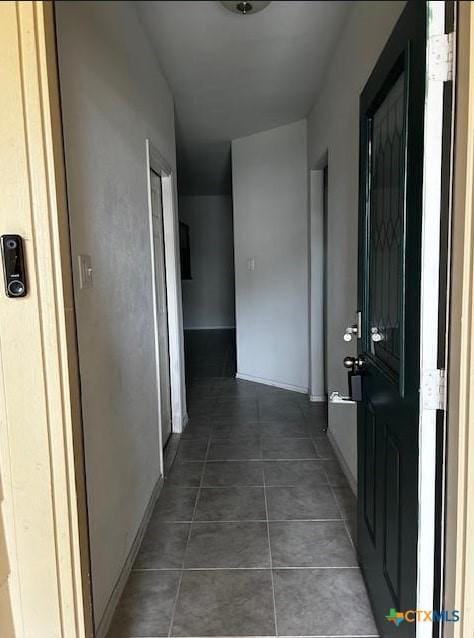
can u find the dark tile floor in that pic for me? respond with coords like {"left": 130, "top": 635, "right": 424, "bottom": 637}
{"left": 108, "top": 332, "right": 378, "bottom": 637}
{"left": 184, "top": 329, "right": 237, "bottom": 382}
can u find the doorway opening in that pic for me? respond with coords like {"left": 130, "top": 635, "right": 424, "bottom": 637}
{"left": 178, "top": 152, "right": 237, "bottom": 395}
{"left": 41, "top": 1, "right": 455, "bottom": 637}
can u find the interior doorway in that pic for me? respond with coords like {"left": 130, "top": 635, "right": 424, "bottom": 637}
{"left": 177, "top": 164, "right": 237, "bottom": 392}
{"left": 150, "top": 170, "right": 173, "bottom": 449}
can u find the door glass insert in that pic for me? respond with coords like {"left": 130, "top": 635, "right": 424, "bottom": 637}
{"left": 368, "top": 73, "right": 406, "bottom": 376}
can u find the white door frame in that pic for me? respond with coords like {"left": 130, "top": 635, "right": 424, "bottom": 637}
{"left": 0, "top": 3, "right": 92, "bottom": 634}
{"left": 417, "top": 1, "right": 454, "bottom": 631}
{"left": 308, "top": 168, "right": 327, "bottom": 403}
{"left": 146, "top": 140, "right": 187, "bottom": 466}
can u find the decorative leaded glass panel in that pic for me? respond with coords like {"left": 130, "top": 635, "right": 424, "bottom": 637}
{"left": 368, "top": 73, "right": 406, "bottom": 374}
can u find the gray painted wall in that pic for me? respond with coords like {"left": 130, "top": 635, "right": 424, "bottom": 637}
{"left": 179, "top": 196, "right": 235, "bottom": 329}
{"left": 56, "top": 1, "right": 176, "bottom": 626}
{"left": 232, "top": 120, "right": 309, "bottom": 392}
{"left": 307, "top": 0, "right": 405, "bottom": 485}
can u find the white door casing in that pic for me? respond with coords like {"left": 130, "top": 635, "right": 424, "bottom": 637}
{"left": 150, "top": 170, "right": 173, "bottom": 448}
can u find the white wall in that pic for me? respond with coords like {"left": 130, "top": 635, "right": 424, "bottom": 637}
{"left": 309, "top": 170, "right": 326, "bottom": 402}
{"left": 179, "top": 196, "right": 235, "bottom": 329}
{"left": 232, "top": 120, "right": 309, "bottom": 392}
{"left": 56, "top": 1, "right": 177, "bottom": 628}
{"left": 307, "top": 0, "right": 405, "bottom": 486}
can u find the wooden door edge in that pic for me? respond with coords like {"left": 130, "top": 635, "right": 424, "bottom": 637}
{"left": 444, "top": 1, "right": 474, "bottom": 635}
{"left": 0, "top": 1, "right": 93, "bottom": 635}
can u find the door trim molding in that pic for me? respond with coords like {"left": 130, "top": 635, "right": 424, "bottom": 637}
{"left": 0, "top": 2, "right": 92, "bottom": 635}
{"left": 417, "top": 1, "right": 454, "bottom": 627}
{"left": 146, "top": 140, "right": 187, "bottom": 439}
{"left": 444, "top": 2, "right": 474, "bottom": 635}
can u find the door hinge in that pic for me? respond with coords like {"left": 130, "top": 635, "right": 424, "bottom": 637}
{"left": 422, "top": 369, "right": 446, "bottom": 411}
{"left": 428, "top": 32, "right": 454, "bottom": 82}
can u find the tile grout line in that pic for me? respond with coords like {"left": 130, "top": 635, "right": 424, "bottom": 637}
{"left": 166, "top": 434, "right": 212, "bottom": 637}
{"left": 132, "top": 566, "right": 362, "bottom": 572}
{"left": 149, "top": 518, "right": 348, "bottom": 524}
{"left": 129, "top": 635, "right": 379, "bottom": 638}
{"left": 263, "top": 470, "right": 279, "bottom": 638}
{"left": 178, "top": 456, "right": 335, "bottom": 463}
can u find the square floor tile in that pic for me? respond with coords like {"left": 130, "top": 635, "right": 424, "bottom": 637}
{"left": 181, "top": 425, "right": 212, "bottom": 440}
{"left": 305, "top": 421, "right": 329, "bottom": 438}
{"left": 213, "top": 399, "right": 258, "bottom": 418}
{"left": 188, "top": 400, "right": 217, "bottom": 417}
{"left": 153, "top": 488, "right": 198, "bottom": 522}
{"left": 185, "top": 522, "right": 270, "bottom": 568}
{"left": 171, "top": 570, "right": 275, "bottom": 637}
{"left": 299, "top": 400, "right": 328, "bottom": 415}
{"left": 257, "top": 420, "right": 309, "bottom": 437}
{"left": 313, "top": 436, "right": 337, "bottom": 460}
{"left": 211, "top": 421, "right": 261, "bottom": 438}
{"left": 208, "top": 439, "right": 262, "bottom": 460}
{"left": 266, "top": 485, "right": 340, "bottom": 520}
{"left": 302, "top": 408, "right": 328, "bottom": 435}
{"left": 273, "top": 568, "right": 378, "bottom": 636}
{"left": 346, "top": 518, "right": 357, "bottom": 545}
{"left": 261, "top": 437, "right": 317, "bottom": 460}
{"left": 134, "top": 521, "right": 190, "bottom": 570}
{"left": 215, "top": 396, "right": 257, "bottom": 408}
{"left": 263, "top": 460, "right": 327, "bottom": 486}
{"left": 166, "top": 462, "right": 203, "bottom": 487}
{"left": 187, "top": 387, "right": 218, "bottom": 402}
{"left": 269, "top": 521, "right": 357, "bottom": 567}
{"left": 175, "top": 439, "right": 209, "bottom": 461}
{"left": 322, "top": 460, "right": 351, "bottom": 487}
{"left": 259, "top": 403, "right": 303, "bottom": 421}
{"left": 217, "top": 385, "right": 258, "bottom": 400}
{"left": 107, "top": 570, "right": 180, "bottom": 638}
{"left": 194, "top": 487, "right": 266, "bottom": 521}
{"left": 203, "top": 461, "right": 264, "bottom": 486}
{"left": 213, "top": 406, "right": 259, "bottom": 420}
{"left": 333, "top": 485, "right": 357, "bottom": 519}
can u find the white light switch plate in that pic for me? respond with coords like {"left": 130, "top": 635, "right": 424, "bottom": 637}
{"left": 78, "top": 254, "right": 93, "bottom": 289}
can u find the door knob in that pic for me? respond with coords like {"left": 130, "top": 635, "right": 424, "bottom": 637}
{"left": 343, "top": 355, "right": 366, "bottom": 371}
{"left": 343, "top": 324, "right": 358, "bottom": 342}
{"left": 370, "top": 326, "right": 384, "bottom": 342}
{"left": 343, "top": 356, "right": 356, "bottom": 369}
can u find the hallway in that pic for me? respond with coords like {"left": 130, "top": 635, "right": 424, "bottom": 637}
{"left": 108, "top": 355, "right": 378, "bottom": 637}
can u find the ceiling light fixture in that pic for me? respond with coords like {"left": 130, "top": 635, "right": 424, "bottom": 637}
{"left": 221, "top": 1, "right": 271, "bottom": 15}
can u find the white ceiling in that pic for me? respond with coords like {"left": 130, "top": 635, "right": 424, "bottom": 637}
{"left": 137, "top": 1, "right": 351, "bottom": 195}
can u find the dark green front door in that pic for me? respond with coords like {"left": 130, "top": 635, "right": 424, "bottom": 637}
{"left": 357, "top": 3, "right": 426, "bottom": 636}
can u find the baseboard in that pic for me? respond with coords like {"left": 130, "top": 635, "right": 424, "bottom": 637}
{"left": 183, "top": 325, "right": 236, "bottom": 331}
{"left": 326, "top": 429, "right": 357, "bottom": 495}
{"left": 235, "top": 372, "right": 308, "bottom": 394}
{"left": 96, "top": 476, "right": 163, "bottom": 638}
{"left": 172, "top": 410, "right": 188, "bottom": 435}
{"left": 310, "top": 394, "right": 327, "bottom": 402}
